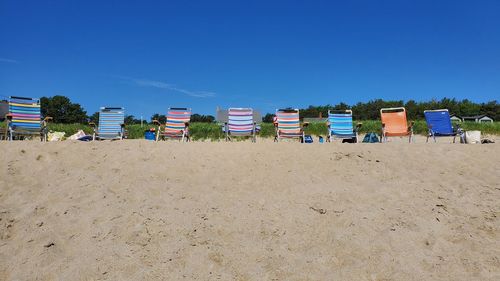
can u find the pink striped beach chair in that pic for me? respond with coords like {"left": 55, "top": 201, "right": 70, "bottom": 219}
{"left": 225, "top": 108, "right": 257, "bottom": 142}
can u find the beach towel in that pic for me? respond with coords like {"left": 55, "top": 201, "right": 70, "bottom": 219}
{"left": 68, "top": 130, "right": 87, "bottom": 140}
{"left": 48, "top": 131, "right": 65, "bottom": 141}
{"left": 362, "top": 133, "right": 379, "bottom": 143}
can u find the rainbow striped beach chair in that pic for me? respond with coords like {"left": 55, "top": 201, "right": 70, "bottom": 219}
{"left": 6, "top": 96, "right": 51, "bottom": 141}
{"left": 90, "top": 107, "right": 125, "bottom": 140}
{"left": 275, "top": 108, "right": 304, "bottom": 142}
{"left": 156, "top": 108, "right": 191, "bottom": 141}
{"left": 225, "top": 108, "right": 257, "bottom": 142}
{"left": 327, "top": 110, "right": 362, "bottom": 143}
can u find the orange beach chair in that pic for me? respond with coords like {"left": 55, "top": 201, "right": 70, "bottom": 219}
{"left": 380, "top": 107, "right": 414, "bottom": 143}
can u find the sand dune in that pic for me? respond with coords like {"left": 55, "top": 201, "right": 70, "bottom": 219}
{"left": 1, "top": 138, "right": 499, "bottom": 280}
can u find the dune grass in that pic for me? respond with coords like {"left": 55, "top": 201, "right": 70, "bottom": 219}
{"left": 1, "top": 121, "right": 499, "bottom": 140}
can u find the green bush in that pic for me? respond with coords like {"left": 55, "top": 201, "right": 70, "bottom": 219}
{"left": 2, "top": 121, "right": 500, "bottom": 140}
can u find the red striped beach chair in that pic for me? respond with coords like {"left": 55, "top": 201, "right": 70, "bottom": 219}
{"left": 275, "top": 108, "right": 305, "bottom": 142}
{"left": 156, "top": 108, "right": 191, "bottom": 142}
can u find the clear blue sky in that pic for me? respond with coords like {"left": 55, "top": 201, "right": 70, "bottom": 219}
{"left": 1, "top": 0, "right": 499, "bottom": 118}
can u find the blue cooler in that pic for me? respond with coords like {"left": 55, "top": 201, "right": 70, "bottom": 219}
{"left": 144, "top": 131, "right": 156, "bottom": 141}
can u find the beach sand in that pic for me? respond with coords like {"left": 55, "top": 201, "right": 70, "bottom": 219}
{"left": 1, "top": 137, "right": 499, "bottom": 280}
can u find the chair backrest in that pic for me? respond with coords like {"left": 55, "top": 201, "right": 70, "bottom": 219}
{"left": 328, "top": 110, "right": 354, "bottom": 136}
{"left": 276, "top": 109, "right": 301, "bottom": 134}
{"left": 228, "top": 108, "right": 254, "bottom": 135}
{"left": 166, "top": 108, "right": 191, "bottom": 133}
{"left": 380, "top": 107, "right": 408, "bottom": 134}
{"left": 424, "top": 109, "right": 453, "bottom": 134}
{"left": 98, "top": 107, "right": 125, "bottom": 137}
{"left": 9, "top": 96, "right": 41, "bottom": 131}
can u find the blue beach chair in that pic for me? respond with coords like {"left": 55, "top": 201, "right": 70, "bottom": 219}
{"left": 6, "top": 96, "right": 51, "bottom": 141}
{"left": 424, "top": 109, "right": 464, "bottom": 143}
{"left": 90, "top": 107, "right": 125, "bottom": 140}
{"left": 225, "top": 108, "right": 257, "bottom": 142}
{"left": 327, "top": 110, "right": 362, "bottom": 143}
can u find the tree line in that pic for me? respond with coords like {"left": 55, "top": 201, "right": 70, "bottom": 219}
{"left": 263, "top": 98, "right": 499, "bottom": 122}
{"left": 36, "top": 95, "right": 498, "bottom": 124}
{"left": 39, "top": 95, "right": 215, "bottom": 124}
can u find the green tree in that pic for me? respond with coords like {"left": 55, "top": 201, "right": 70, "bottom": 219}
{"left": 124, "top": 115, "right": 141, "bottom": 125}
{"left": 89, "top": 112, "right": 99, "bottom": 123}
{"left": 40, "top": 95, "right": 87, "bottom": 123}
{"left": 262, "top": 113, "right": 275, "bottom": 123}
{"left": 191, "top": 114, "right": 215, "bottom": 123}
{"left": 151, "top": 113, "right": 166, "bottom": 123}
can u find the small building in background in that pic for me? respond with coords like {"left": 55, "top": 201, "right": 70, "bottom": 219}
{"left": 449, "top": 114, "right": 462, "bottom": 122}
{"left": 303, "top": 112, "right": 327, "bottom": 123}
{"left": 462, "top": 115, "right": 494, "bottom": 123}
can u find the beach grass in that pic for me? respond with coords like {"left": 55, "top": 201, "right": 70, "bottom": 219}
{"left": 2, "top": 121, "right": 500, "bottom": 140}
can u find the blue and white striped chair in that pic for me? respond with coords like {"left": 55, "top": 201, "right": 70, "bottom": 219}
{"left": 6, "top": 96, "right": 51, "bottom": 141}
{"left": 226, "top": 108, "right": 257, "bottom": 142}
{"left": 327, "top": 110, "right": 361, "bottom": 143}
{"left": 91, "top": 107, "right": 125, "bottom": 140}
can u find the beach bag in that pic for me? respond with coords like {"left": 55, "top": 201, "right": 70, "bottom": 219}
{"left": 303, "top": 135, "right": 313, "bottom": 143}
{"left": 362, "top": 132, "right": 379, "bottom": 143}
{"left": 464, "top": 131, "right": 481, "bottom": 144}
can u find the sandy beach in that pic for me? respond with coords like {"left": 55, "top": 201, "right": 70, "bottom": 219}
{"left": 1, "top": 138, "right": 499, "bottom": 280}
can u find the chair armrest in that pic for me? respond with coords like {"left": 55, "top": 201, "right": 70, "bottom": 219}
{"left": 89, "top": 122, "right": 96, "bottom": 128}
{"left": 408, "top": 121, "right": 414, "bottom": 133}
{"left": 152, "top": 120, "right": 161, "bottom": 126}
{"left": 355, "top": 122, "right": 362, "bottom": 132}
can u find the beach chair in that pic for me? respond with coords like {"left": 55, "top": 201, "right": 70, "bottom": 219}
{"left": 275, "top": 108, "right": 305, "bottom": 142}
{"left": 155, "top": 108, "right": 191, "bottom": 141}
{"left": 380, "top": 107, "right": 413, "bottom": 143}
{"left": 327, "top": 109, "right": 362, "bottom": 143}
{"left": 5, "top": 96, "right": 51, "bottom": 141}
{"left": 424, "top": 109, "right": 465, "bottom": 143}
{"left": 225, "top": 108, "right": 257, "bottom": 142}
{"left": 90, "top": 107, "right": 125, "bottom": 140}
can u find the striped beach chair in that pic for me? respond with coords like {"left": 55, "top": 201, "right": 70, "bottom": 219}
{"left": 6, "top": 96, "right": 50, "bottom": 141}
{"left": 156, "top": 108, "right": 191, "bottom": 141}
{"left": 225, "top": 108, "right": 257, "bottom": 142}
{"left": 275, "top": 108, "right": 305, "bottom": 142}
{"left": 327, "top": 110, "right": 362, "bottom": 143}
{"left": 90, "top": 107, "right": 125, "bottom": 140}
{"left": 424, "top": 109, "right": 465, "bottom": 143}
{"left": 380, "top": 107, "right": 413, "bottom": 143}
